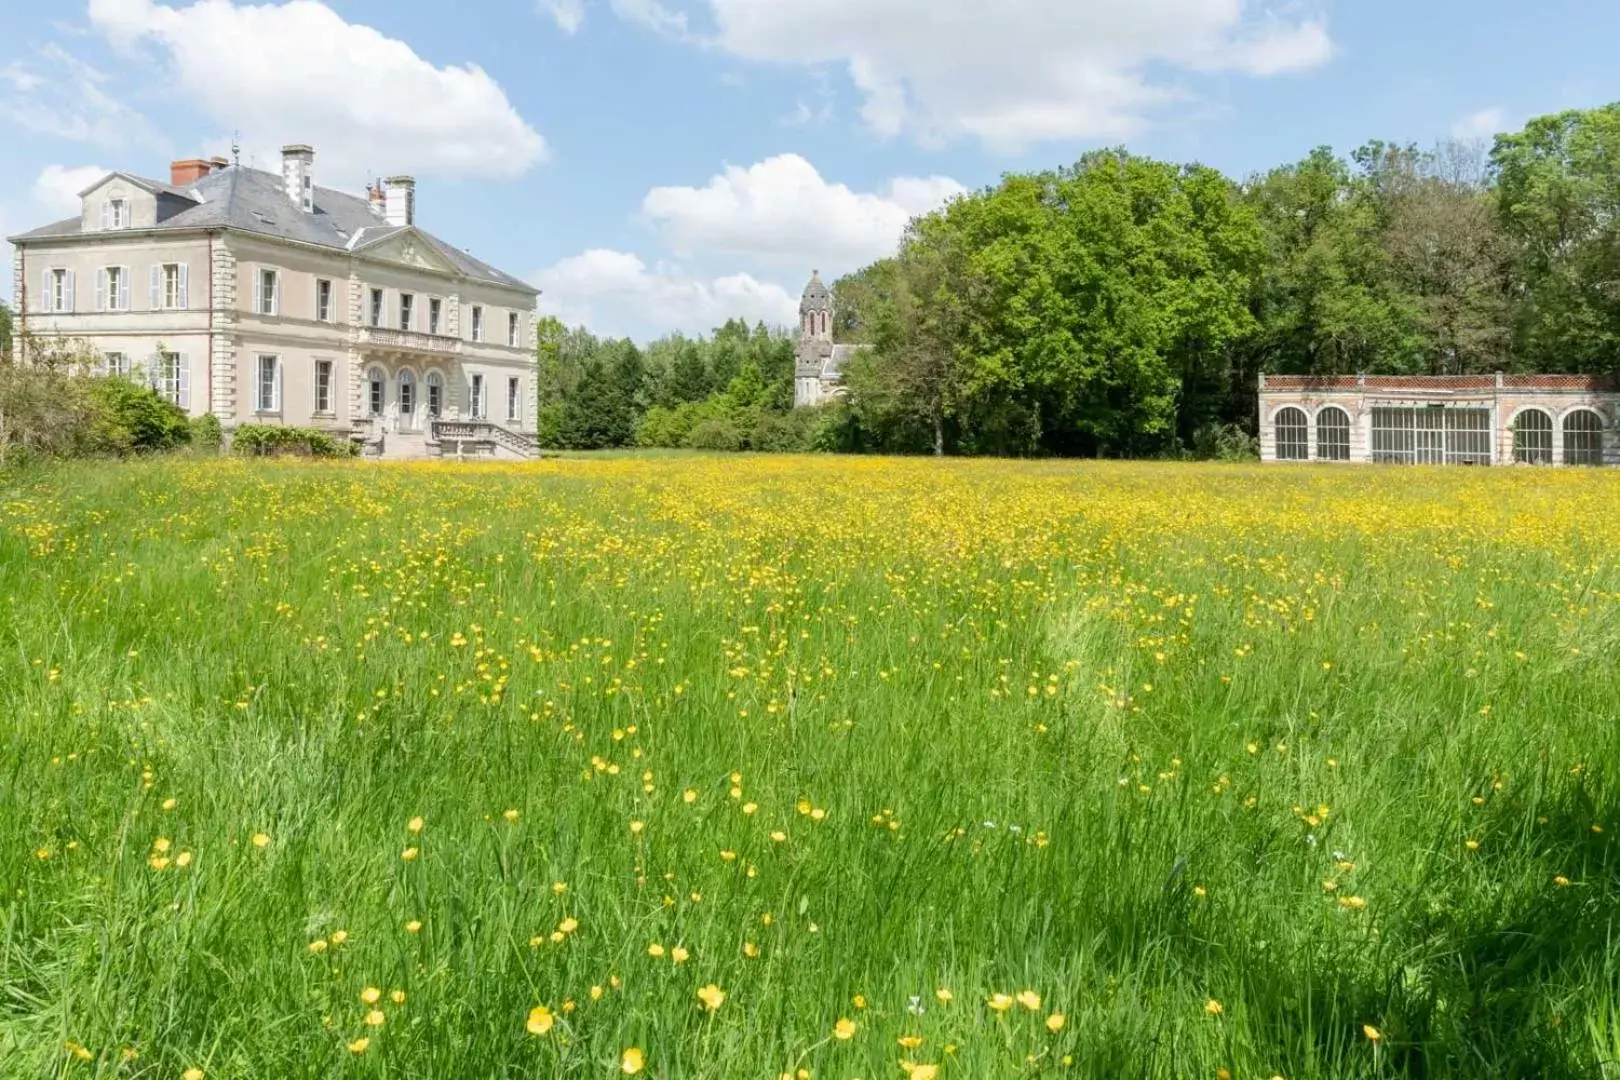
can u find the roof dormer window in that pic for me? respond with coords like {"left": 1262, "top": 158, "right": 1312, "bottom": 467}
{"left": 103, "top": 198, "right": 129, "bottom": 230}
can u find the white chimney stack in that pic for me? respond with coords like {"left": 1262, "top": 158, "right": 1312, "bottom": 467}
{"left": 281, "top": 144, "right": 314, "bottom": 213}
{"left": 384, "top": 175, "right": 415, "bottom": 227}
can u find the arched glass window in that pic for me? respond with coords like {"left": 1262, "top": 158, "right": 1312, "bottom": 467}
{"left": 1564, "top": 409, "right": 1604, "bottom": 466}
{"left": 1274, "top": 407, "right": 1309, "bottom": 461}
{"left": 367, "top": 367, "right": 386, "bottom": 417}
{"left": 1513, "top": 409, "right": 1553, "bottom": 464}
{"left": 425, "top": 371, "right": 444, "bottom": 418}
{"left": 1316, "top": 407, "right": 1351, "bottom": 461}
{"left": 398, "top": 369, "right": 416, "bottom": 417}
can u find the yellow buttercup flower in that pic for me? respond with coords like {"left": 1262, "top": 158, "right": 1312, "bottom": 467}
{"left": 526, "top": 1005, "right": 554, "bottom": 1035}
{"left": 697, "top": 983, "right": 726, "bottom": 1011}
{"left": 621, "top": 1047, "right": 645, "bottom": 1074}
{"left": 1017, "top": 989, "right": 1041, "bottom": 1011}
{"left": 988, "top": 993, "right": 1014, "bottom": 1012}
{"left": 1363, "top": 1024, "right": 1382, "bottom": 1043}
{"left": 364, "top": 1009, "right": 385, "bottom": 1027}
{"left": 833, "top": 1017, "right": 857, "bottom": 1040}
{"left": 1046, "top": 1012, "right": 1066, "bottom": 1032}
{"left": 250, "top": 833, "right": 270, "bottom": 848}
{"left": 360, "top": 986, "right": 381, "bottom": 1005}
{"left": 347, "top": 1037, "right": 370, "bottom": 1054}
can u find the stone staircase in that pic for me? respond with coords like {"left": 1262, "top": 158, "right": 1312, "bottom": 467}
{"left": 377, "top": 430, "right": 434, "bottom": 460}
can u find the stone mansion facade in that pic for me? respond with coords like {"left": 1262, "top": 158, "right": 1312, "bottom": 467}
{"left": 1259, "top": 373, "right": 1618, "bottom": 466}
{"left": 7, "top": 145, "right": 540, "bottom": 459}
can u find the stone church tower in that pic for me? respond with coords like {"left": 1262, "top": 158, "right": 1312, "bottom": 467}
{"left": 794, "top": 270, "right": 855, "bottom": 408}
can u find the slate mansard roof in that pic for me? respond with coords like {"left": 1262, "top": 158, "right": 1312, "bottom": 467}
{"left": 8, "top": 165, "right": 535, "bottom": 294}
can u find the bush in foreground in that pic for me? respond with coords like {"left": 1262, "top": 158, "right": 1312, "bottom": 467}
{"left": 231, "top": 424, "right": 355, "bottom": 458}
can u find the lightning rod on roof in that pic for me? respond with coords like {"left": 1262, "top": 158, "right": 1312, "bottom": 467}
{"left": 231, "top": 132, "right": 241, "bottom": 167}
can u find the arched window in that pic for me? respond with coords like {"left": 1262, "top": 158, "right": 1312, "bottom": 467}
{"left": 1512, "top": 409, "right": 1553, "bottom": 464}
{"left": 367, "top": 367, "right": 386, "bottom": 417}
{"left": 1563, "top": 409, "right": 1604, "bottom": 466}
{"left": 1274, "top": 407, "right": 1309, "bottom": 461}
{"left": 425, "top": 371, "right": 444, "bottom": 418}
{"left": 398, "top": 369, "right": 416, "bottom": 418}
{"left": 1316, "top": 407, "right": 1351, "bottom": 461}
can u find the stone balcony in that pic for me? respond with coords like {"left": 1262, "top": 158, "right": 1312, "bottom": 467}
{"left": 355, "top": 326, "right": 463, "bottom": 356}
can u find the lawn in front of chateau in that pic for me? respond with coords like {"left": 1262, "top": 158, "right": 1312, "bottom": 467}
{"left": 3, "top": 455, "right": 1617, "bottom": 1078}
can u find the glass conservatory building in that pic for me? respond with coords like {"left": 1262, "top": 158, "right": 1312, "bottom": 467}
{"left": 1258, "top": 374, "right": 1616, "bottom": 466}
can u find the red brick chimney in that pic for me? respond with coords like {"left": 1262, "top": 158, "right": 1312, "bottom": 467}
{"left": 171, "top": 158, "right": 212, "bottom": 186}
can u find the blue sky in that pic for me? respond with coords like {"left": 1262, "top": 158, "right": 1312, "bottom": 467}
{"left": 5, "top": 0, "right": 1620, "bottom": 341}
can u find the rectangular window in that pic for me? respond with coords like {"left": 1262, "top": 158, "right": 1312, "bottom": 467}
{"left": 48, "top": 268, "right": 70, "bottom": 312}
{"left": 257, "top": 269, "right": 280, "bottom": 316}
{"left": 508, "top": 312, "right": 520, "bottom": 347}
{"left": 102, "top": 351, "right": 129, "bottom": 378}
{"left": 257, "top": 355, "right": 280, "bottom": 413}
{"left": 315, "top": 359, "right": 334, "bottom": 414}
{"left": 157, "top": 263, "right": 187, "bottom": 310}
{"left": 400, "top": 293, "right": 414, "bottom": 332}
{"left": 1371, "top": 406, "right": 1492, "bottom": 466}
{"left": 429, "top": 298, "right": 442, "bottom": 335}
{"left": 507, "top": 376, "right": 520, "bottom": 422}
{"left": 154, "top": 352, "right": 186, "bottom": 408}
{"left": 368, "top": 369, "right": 385, "bottom": 417}
{"left": 471, "top": 373, "right": 485, "bottom": 418}
{"left": 471, "top": 306, "right": 484, "bottom": 343}
{"left": 100, "top": 266, "right": 130, "bottom": 312}
{"left": 370, "top": 288, "right": 384, "bottom": 327}
{"left": 316, "top": 279, "right": 333, "bottom": 322}
{"left": 105, "top": 199, "right": 128, "bottom": 229}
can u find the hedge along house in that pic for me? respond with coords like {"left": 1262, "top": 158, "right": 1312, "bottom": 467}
{"left": 1258, "top": 374, "right": 1619, "bottom": 467}
{"left": 7, "top": 145, "right": 541, "bottom": 460}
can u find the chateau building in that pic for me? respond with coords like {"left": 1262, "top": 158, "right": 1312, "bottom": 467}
{"left": 794, "top": 270, "right": 857, "bottom": 408}
{"left": 7, "top": 145, "right": 540, "bottom": 459}
{"left": 1259, "top": 373, "right": 1617, "bottom": 466}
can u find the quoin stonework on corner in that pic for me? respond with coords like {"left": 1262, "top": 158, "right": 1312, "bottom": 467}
{"left": 1258, "top": 373, "right": 1619, "bottom": 466}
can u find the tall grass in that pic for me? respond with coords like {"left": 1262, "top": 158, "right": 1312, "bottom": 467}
{"left": 2, "top": 456, "right": 1616, "bottom": 1079}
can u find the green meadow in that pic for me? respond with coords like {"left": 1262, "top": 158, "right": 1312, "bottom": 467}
{"left": 2, "top": 455, "right": 1617, "bottom": 1079}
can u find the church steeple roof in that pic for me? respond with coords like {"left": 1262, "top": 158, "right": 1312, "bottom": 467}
{"left": 799, "top": 269, "right": 832, "bottom": 314}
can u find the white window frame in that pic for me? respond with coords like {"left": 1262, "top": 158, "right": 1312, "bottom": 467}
{"left": 256, "top": 268, "right": 281, "bottom": 316}
{"left": 97, "top": 265, "right": 131, "bottom": 312}
{"left": 507, "top": 376, "right": 520, "bottom": 423}
{"left": 400, "top": 293, "right": 414, "bottom": 332}
{"left": 46, "top": 268, "right": 73, "bottom": 313}
{"left": 367, "top": 367, "right": 386, "bottom": 417}
{"left": 471, "top": 305, "right": 484, "bottom": 343}
{"left": 152, "top": 351, "right": 189, "bottom": 409}
{"left": 152, "top": 263, "right": 189, "bottom": 311}
{"left": 315, "top": 359, "right": 334, "bottom": 415}
{"left": 508, "top": 312, "right": 520, "bottom": 347}
{"left": 425, "top": 370, "right": 444, "bottom": 418}
{"left": 370, "top": 288, "right": 384, "bottom": 328}
{"left": 256, "top": 355, "right": 282, "bottom": 414}
{"left": 316, "top": 278, "right": 333, "bottom": 322}
{"left": 101, "top": 351, "right": 129, "bottom": 378}
{"left": 470, "top": 373, "right": 485, "bottom": 419}
{"left": 104, "top": 198, "right": 129, "bottom": 230}
{"left": 428, "top": 297, "right": 442, "bottom": 336}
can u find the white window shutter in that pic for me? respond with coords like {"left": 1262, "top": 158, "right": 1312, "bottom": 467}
{"left": 150, "top": 265, "right": 163, "bottom": 310}
{"left": 275, "top": 360, "right": 283, "bottom": 411}
{"left": 148, "top": 353, "right": 160, "bottom": 389}
{"left": 178, "top": 265, "right": 189, "bottom": 309}
{"left": 95, "top": 269, "right": 107, "bottom": 313}
{"left": 64, "top": 270, "right": 75, "bottom": 312}
{"left": 118, "top": 268, "right": 130, "bottom": 312}
{"left": 40, "top": 269, "right": 51, "bottom": 312}
{"left": 101, "top": 202, "right": 111, "bottom": 230}
{"left": 272, "top": 274, "right": 281, "bottom": 316}
{"left": 178, "top": 356, "right": 191, "bottom": 410}
{"left": 252, "top": 270, "right": 262, "bottom": 314}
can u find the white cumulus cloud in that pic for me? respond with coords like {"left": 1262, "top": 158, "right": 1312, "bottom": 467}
{"left": 34, "top": 165, "right": 111, "bottom": 218}
{"left": 87, "top": 0, "right": 546, "bottom": 182}
{"left": 534, "top": 249, "right": 799, "bottom": 341}
{"left": 1451, "top": 107, "right": 1506, "bottom": 141}
{"left": 647, "top": 0, "right": 1332, "bottom": 150}
{"left": 0, "top": 44, "right": 158, "bottom": 149}
{"left": 538, "top": 0, "right": 587, "bottom": 33}
{"left": 642, "top": 153, "right": 965, "bottom": 272}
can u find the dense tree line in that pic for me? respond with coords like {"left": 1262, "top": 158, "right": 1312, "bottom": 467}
{"left": 534, "top": 316, "right": 848, "bottom": 452}
{"left": 828, "top": 103, "right": 1620, "bottom": 456}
